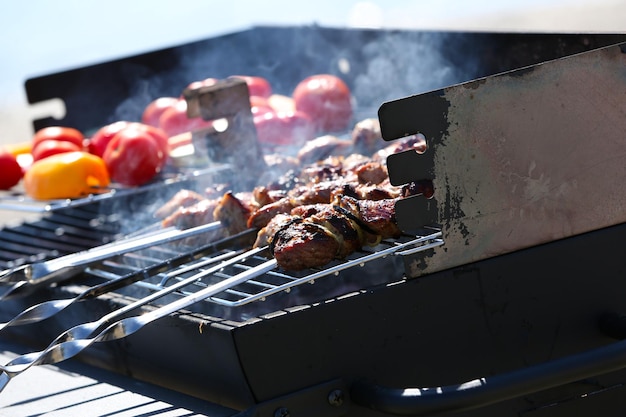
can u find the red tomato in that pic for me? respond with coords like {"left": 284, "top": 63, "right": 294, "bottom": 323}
{"left": 32, "top": 139, "right": 82, "bottom": 161}
{"left": 32, "top": 126, "right": 85, "bottom": 150}
{"left": 0, "top": 150, "right": 23, "bottom": 190}
{"left": 139, "top": 124, "right": 170, "bottom": 156}
{"left": 87, "top": 121, "right": 131, "bottom": 157}
{"left": 89, "top": 122, "right": 169, "bottom": 162}
{"left": 254, "top": 111, "right": 315, "bottom": 147}
{"left": 141, "top": 97, "right": 179, "bottom": 127}
{"left": 229, "top": 75, "right": 272, "bottom": 98}
{"left": 292, "top": 74, "right": 353, "bottom": 133}
{"left": 158, "top": 99, "right": 214, "bottom": 137}
{"left": 103, "top": 128, "right": 166, "bottom": 186}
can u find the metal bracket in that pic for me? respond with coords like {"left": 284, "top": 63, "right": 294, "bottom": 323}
{"left": 379, "top": 41, "right": 626, "bottom": 277}
{"left": 183, "top": 78, "right": 266, "bottom": 190}
{"left": 234, "top": 379, "right": 351, "bottom": 417}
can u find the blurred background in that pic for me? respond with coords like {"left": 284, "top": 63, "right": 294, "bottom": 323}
{"left": 1, "top": 0, "right": 625, "bottom": 146}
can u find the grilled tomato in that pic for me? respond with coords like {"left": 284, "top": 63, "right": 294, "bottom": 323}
{"left": 32, "top": 139, "right": 82, "bottom": 161}
{"left": 228, "top": 75, "right": 273, "bottom": 98}
{"left": 31, "top": 126, "right": 86, "bottom": 162}
{"left": 0, "top": 149, "right": 23, "bottom": 190}
{"left": 32, "top": 126, "right": 85, "bottom": 150}
{"left": 89, "top": 122, "right": 169, "bottom": 160}
{"left": 141, "top": 97, "right": 180, "bottom": 128}
{"left": 292, "top": 74, "right": 353, "bottom": 133}
{"left": 254, "top": 110, "right": 315, "bottom": 147}
{"left": 102, "top": 125, "right": 167, "bottom": 186}
{"left": 158, "top": 99, "right": 215, "bottom": 137}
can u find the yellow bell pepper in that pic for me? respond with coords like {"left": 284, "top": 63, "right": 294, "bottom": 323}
{"left": 24, "top": 151, "right": 110, "bottom": 200}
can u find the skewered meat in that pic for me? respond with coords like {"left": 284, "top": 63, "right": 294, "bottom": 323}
{"left": 162, "top": 198, "right": 219, "bottom": 229}
{"left": 154, "top": 189, "right": 206, "bottom": 220}
{"left": 252, "top": 186, "right": 287, "bottom": 207}
{"left": 373, "top": 134, "right": 427, "bottom": 163}
{"left": 154, "top": 118, "right": 425, "bottom": 271}
{"left": 258, "top": 194, "right": 402, "bottom": 271}
{"left": 213, "top": 191, "right": 257, "bottom": 236}
{"left": 247, "top": 197, "right": 295, "bottom": 229}
{"left": 297, "top": 135, "right": 352, "bottom": 164}
{"left": 270, "top": 219, "right": 341, "bottom": 271}
{"left": 335, "top": 194, "right": 402, "bottom": 240}
{"left": 351, "top": 118, "right": 382, "bottom": 155}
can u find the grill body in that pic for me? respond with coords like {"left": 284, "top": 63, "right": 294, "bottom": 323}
{"left": 3, "top": 213, "right": 626, "bottom": 415}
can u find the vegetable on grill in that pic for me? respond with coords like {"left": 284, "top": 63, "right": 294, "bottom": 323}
{"left": 0, "top": 149, "right": 23, "bottom": 190}
{"left": 23, "top": 151, "right": 110, "bottom": 200}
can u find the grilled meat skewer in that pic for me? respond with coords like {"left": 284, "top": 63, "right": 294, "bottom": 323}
{"left": 256, "top": 195, "right": 401, "bottom": 271}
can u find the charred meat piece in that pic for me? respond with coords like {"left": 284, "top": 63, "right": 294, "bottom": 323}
{"left": 271, "top": 219, "right": 342, "bottom": 271}
{"left": 354, "top": 160, "right": 388, "bottom": 185}
{"left": 213, "top": 191, "right": 257, "bottom": 236}
{"left": 154, "top": 189, "right": 206, "bottom": 220}
{"left": 335, "top": 195, "right": 402, "bottom": 240}
{"left": 252, "top": 186, "right": 287, "bottom": 207}
{"left": 253, "top": 213, "right": 295, "bottom": 248}
{"left": 161, "top": 198, "right": 219, "bottom": 229}
{"left": 373, "top": 135, "right": 427, "bottom": 163}
{"left": 298, "top": 158, "right": 345, "bottom": 184}
{"left": 248, "top": 180, "right": 347, "bottom": 229}
{"left": 351, "top": 118, "right": 382, "bottom": 155}
{"left": 330, "top": 179, "right": 401, "bottom": 202}
{"left": 290, "top": 203, "right": 363, "bottom": 258}
{"left": 290, "top": 180, "right": 340, "bottom": 206}
{"left": 297, "top": 135, "right": 352, "bottom": 164}
{"left": 247, "top": 197, "right": 295, "bottom": 229}
{"left": 262, "top": 196, "right": 402, "bottom": 271}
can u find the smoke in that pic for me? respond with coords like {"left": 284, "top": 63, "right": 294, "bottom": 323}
{"left": 352, "top": 31, "right": 476, "bottom": 115}
{"left": 103, "top": 27, "right": 481, "bottom": 235}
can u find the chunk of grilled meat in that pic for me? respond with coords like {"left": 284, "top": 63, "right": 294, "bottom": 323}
{"left": 351, "top": 117, "right": 382, "bottom": 155}
{"left": 248, "top": 180, "right": 345, "bottom": 229}
{"left": 373, "top": 135, "right": 427, "bottom": 163}
{"left": 290, "top": 203, "right": 363, "bottom": 257}
{"left": 253, "top": 213, "right": 294, "bottom": 248}
{"left": 213, "top": 191, "right": 257, "bottom": 236}
{"left": 252, "top": 186, "right": 287, "bottom": 207}
{"left": 161, "top": 198, "right": 219, "bottom": 229}
{"left": 266, "top": 202, "right": 363, "bottom": 271}
{"left": 297, "top": 135, "right": 352, "bottom": 164}
{"left": 335, "top": 195, "right": 402, "bottom": 240}
{"left": 271, "top": 219, "right": 342, "bottom": 271}
{"left": 257, "top": 195, "right": 402, "bottom": 271}
{"left": 154, "top": 189, "right": 206, "bottom": 220}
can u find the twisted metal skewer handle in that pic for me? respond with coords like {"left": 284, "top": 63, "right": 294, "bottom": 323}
{"left": 0, "top": 251, "right": 275, "bottom": 393}
{"left": 0, "top": 248, "right": 242, "bottom": 333}
{"left": 0, "top": 221, "right": 222, "bottom": 289}
{"left": 0, "top": 299, "right": 75, "bottom": 332}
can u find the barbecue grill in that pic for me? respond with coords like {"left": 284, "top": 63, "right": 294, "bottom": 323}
{"left": 2, "top": 26, "right": 626, "bottom": 417}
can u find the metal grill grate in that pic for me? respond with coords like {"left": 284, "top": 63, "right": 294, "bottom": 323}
{"left": 83, "top": 229, "right": 443, "bottom": 309}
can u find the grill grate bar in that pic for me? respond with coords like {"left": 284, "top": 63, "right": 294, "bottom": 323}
{"left": 81, "top": 229, "right": 444, "bottom": 310}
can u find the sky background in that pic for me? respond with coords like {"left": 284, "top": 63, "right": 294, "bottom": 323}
{"left": 1, "top": 0, "right": 625, "bottom": 145}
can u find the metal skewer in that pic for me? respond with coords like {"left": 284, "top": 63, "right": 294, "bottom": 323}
{"left": 0, "top": 250, "right": 239, "bottom": 332}
{"left": 0, "top": 221, "right": 223, "bottom": 299}
{"left": 0, "top": 254, "right": 277, "bottom": 393}
{"left": 0, "top": 226, "right": 260, "bottom": 329}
